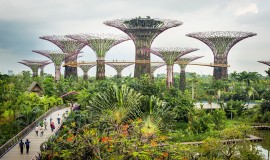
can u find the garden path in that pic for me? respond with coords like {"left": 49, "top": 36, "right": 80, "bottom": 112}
{"left": 0, "top": 107, "right": 69, "bottom": 160}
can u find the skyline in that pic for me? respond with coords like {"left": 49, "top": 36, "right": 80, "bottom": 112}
{"left": 0, "top": 0, "right": 269, "bottom": 77}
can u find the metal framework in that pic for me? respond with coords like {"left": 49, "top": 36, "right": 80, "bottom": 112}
{"left": 22, "top": 60, "right": 52, "bottom": 77}
{"left": 106, "top": 62, "right": 133, "bottom": 78}
{"left": 18, "top": 61, "right": 46, "bottom": 77}
{"left": 78, "top": 63, "right": 96, "bottom": 80}
{"left": 104, "top": 17, "right": 183, "bottom": 78}
{"left": 67, "top": 33, "right": 130, "bottom": 80}
{"left": 32, "top": 50, "right": 72, "bottom": 81}
{"left": 177, "top": 56, "right": 203, "bottom": 92}
{"left": 186, "top": 31, "right": 257, "bottom": 79}
{"left": 258, "top": 61, "right": 270, "bottom": 66}
{"left": 150, "top": 47, "right": 199, "bottom": 88}
{"left": 150, "top": 63, "right": 165, "bottom": 78}
{"left": 39, "top": 35, "right": 86, "bottom": 78}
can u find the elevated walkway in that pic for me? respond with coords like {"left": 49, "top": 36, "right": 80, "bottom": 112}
{"left": 0, "top": 107, "right": 69, "bottom": 160}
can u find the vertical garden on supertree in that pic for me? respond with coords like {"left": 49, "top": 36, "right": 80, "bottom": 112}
{"left": 106, "top": 62, "right": 133, "bottom": 78}
{"left": 32, "top": 50, "right": 73, "bottom": 81}
{"left": 104, "top": 17, "right": 182, "bottom": 78}
{"left": 177, "top": 56, "right": 203, "bottom": 92}
{"left": 18, "top": 60, "right": 49, "bottom": 77}
{"left": 77, "top": 63, "right": 96, "bottom": 80}
{"left": 150, "top": 47, "right": 195, "bottom": 88}
{"left": 67, "top": 33, "right": 130, "bottom": 80}
{"left": 39, "top": 35, "right": 86, "bottom": 79}
{"left": 186, "top": 31, "right": 257, "bottom": 79}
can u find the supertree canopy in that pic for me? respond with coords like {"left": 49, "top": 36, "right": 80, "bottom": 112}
{"left": 22, "top": 60, "right": 52, "bottom": 76}
{"left": 104, "top": 16, "right": 183, "bottom": 78}
{"left": 67, "top": 33, "right": 130, "bottom": 80}
{"left": 106, "top": 62, "right": 133, "bottom": 78}
{"left": 176, "top": 56, "right": 203, "bottom": 92}
{"left": 258, "top": 61, "right": 270, "bottom": 66}
{"left": 150, "top": 47, "right": 197, "bottom": 88}
{"left": 150, "top": 63, "right": 165, "bottom": 78}
{"left": 186, "top": 31, "right": 257, "bottom": 79}
{"left": 32, "top": 50, "right": 72, "bottom": 81}
{"left": 77, "top": 63, "right": 96, "bottom": 80}
{"left": 39, "top": 35, "right": 86, "bottom": 78}
{"left": 18, "top": 61, "right": 48, "bottom": 77}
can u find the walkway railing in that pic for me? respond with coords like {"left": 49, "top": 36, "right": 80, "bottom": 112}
{"left": 0, "top": 106, "right": 62, "bottom": 158}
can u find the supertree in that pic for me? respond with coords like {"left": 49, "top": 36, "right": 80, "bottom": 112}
{"left": 176, "top": 56, "right": 203, "bottom": 92}
{"left": 104, "top": 16, "right": 183, "bottom": 77}
{"left": 39, "top": 35, "right": 86, "bottom": 78}
{"left": 258, "top": 61, "right": 270, "bottom": 66}
{"left": 77, "top": 63, "right": 96, "bottom": 80}
{"left": 186, "top": 31, "right": 257, "bottom": 79}
{"left": 150, "top": 63, "right": 165, "bottom": 78}
{"left": 32, "top": 50, "right": 73, "bottom": 81}
{"left": 18, "top": 61, "right": 48, "bottom": 77}
{"left": 106, "top": 62, "right": 133, "bottom": 78}
{"left": 150, "top": 47, "right": 197, "bottom": 88}
{"left": 67, "top": 33, "right": 130, "bottom": 80}
{"left": 23, "top": 60, "right": 52, "bottom": 76}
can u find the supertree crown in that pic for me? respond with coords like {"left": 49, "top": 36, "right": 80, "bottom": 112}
{"left": 150, "top": 47, "right": 199, "bottom": 65}
{"left": 22, "top": 60, "right": 50, "bottom": 64}
{"left": 186, "top": 31, "right": 257, "bottom": 56}
{"left": 32, "top": 50, "right": 71, "bottom": 66}
{"left": 104, "top": 17, "right": 182, "bottom": 31}
{"left": 258, "top": 61, "right": 270, "bottom": 66}
{"left": 177, "top": 56, "right": 204, "bottom": 65}
{"left": 40, "top": 35, "right": 86, "bottom": 54}
{"left": 67, "top": 33, "right": 130, "bottom": 58}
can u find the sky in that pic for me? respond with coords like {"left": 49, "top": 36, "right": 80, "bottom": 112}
{"left": 0, "top": 0, "right": 269, "bottom": 77}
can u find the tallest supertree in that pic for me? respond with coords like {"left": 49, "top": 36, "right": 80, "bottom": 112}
{"left": 186, "top": 31, "right": 257, "bottom": 79}
{"left": 104, "top": 17, "right": 182, "bottom": 77}
{"left": 39, "top": 35, "right": 86, "bottom": 78}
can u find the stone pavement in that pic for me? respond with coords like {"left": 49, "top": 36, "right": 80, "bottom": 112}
{"left": 0, "top": 107, "right": 69, "bottom": 160}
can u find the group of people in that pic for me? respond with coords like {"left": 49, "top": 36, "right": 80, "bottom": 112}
{"left": 18, "top": 110, "right": 68, "bottom": 155}
{"left": 18, "top": 139, "right": 30, "bottom": 154}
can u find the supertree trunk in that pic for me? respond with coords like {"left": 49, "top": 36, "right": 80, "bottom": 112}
{"left": 83, "top": 71, "right": 88, "bottom": 80}
{"left": 64, "top": 55, "right": 77, "bottom": 79}
{"left": 180, "top": 66, "right": 186, "bottom": 92}
{"left": 55, "top": 65, "right": 61, "bottom": 81}
{"left": 134, "top": 40, "right": 151, "bottom": 78}
{"left": 96, "top": 57, "right": 105, "bottom": 80}
{"left": 116, "top": 71, "right": 122, "bottom": 78}
{"left": 40, "top": 67, "right": 44, "bottom": 77}
{"left": 213, "top": 56, "right": 228, "bottom": 79}
{"left": 32, "top": 68, "right": 39, "bottom": 78}
{"left": 167, "top": 65, "right": 173, "bottom": 89}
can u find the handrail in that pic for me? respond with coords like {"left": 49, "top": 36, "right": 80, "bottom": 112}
{"left": 0, "top": 106, "right": 62, "bottom": 158}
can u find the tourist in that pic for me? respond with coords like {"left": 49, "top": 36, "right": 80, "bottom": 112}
{"left": 50, "top": 121, "right": 55, "bottom": 132}
{"left": 19, "top": 140, "right": 24, "bottom": 154}
{"left": 40, "top": 126, "right": 44, "bottom": 137}
{"left": 35, "top": 126, "right": 39, "bottom": 136}
{"left": 25, "top": 139, "right": 30, "bottom": 154}
{"left": 50, "top": 114, "right": 53, "bottom": 123}
{"left": 44, "top": 119, "right": 48, "bottom": 130}
{"left": 57, "top": 114, "right": 61, "bottom": 124}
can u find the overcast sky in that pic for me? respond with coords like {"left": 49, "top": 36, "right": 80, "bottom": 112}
{"left": 0, "top": 0, "right": 269, "bottom": 77}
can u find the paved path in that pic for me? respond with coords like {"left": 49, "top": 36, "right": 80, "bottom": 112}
{"left": 0, "top": 107, "right": 69, "bottom": 160}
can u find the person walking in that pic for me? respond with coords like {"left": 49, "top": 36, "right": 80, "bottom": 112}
{"left": 50, "top": 121, "right": 55, "bottom": 132}
{"left": 50, "top": 114, "right": 53, "bottom": 123}
{"left": 19, "top": 140, "right": 24, "bottom": 154}
{"left": 25, "top": 139, "right": 30, "bottom": 154}
{"left": 35, "top": 126, "right": 39, "bottom": 136}
{"left": 40, "top": 126, "right": 44, "bottom": 137}
{"left": 44, "top": 119, "right": 48, "bottom": 130}
{"left": 57, "top": 114, "right": 61, "bottom": 124}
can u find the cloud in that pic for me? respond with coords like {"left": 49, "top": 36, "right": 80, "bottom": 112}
{"left": 234, "top": 3, "right": 258, "bottom": 16}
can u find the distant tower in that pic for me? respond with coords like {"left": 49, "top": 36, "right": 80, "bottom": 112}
{"left": 104, "top": 17, "right": 183, "bottom": 77}
{"left": 39, "top": 35, "right": 86, "bottom": 78}
{"left": 78, "top": 63, "right": 96, "bottom": 80}
{"left": 176, "top": 56, "right": 203, "bottom": 92}
{"left": 32, "top": 50, "right": 73, "bottom": 81}
{"left": 106, "top": 62, "right": 133, "bottom": 78}
{"left": 67, "top": 33, "right": 130, "bottom": 80}
{"left": 150, "top": 63, "right": 165, "bottom": 78}
{"left": 22, "top": 60, "right": 52, "bottom": 76}
{"left": 186, "top": 31, "right": 257, "bottom": 79}
{"left": 150, "top": 47, "right": 196, "bottom": 88}
{"left": 18, "top": 61, "right": 45, "bottom": 77}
